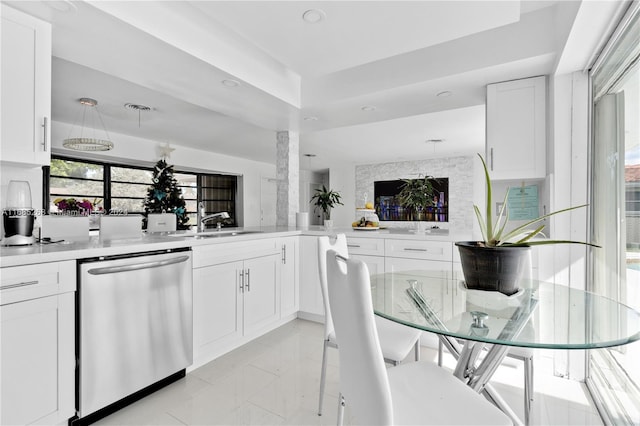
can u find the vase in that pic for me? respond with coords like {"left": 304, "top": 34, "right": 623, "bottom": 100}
{"left": 323, "top": 219, "right": 334, "bottom": 230}
{"left": 455, "top": 241, "right": 532, "bottom": 296}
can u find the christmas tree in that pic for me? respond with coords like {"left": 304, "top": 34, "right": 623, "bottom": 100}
{"left": 143, "top": 159, "right": 190, "bottom": 230}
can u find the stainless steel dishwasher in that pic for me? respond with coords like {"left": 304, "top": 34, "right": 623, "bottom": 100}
{"left": 75, "top": 248, "right": 192, "bottom": 423}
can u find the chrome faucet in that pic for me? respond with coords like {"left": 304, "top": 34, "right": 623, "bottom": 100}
{"left": 198, "top": 202, "right": 230, "bottom": 232}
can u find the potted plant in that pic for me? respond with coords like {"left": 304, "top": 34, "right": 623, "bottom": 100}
{"left": 310, "top": 185, "right": 343, "bottom": 228}
{"left": 456, "top": 154, "right": 598, "bottom": 295}
{"left": 397, "top": 175, "right": 437, "bottom": 221}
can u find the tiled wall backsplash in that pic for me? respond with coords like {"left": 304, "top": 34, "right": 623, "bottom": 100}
{"left": 355, "top": 155, "right": 475, "bottom": 232}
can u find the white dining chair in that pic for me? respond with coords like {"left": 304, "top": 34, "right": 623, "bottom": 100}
{"left": 317, "top": 234, "right": 422, "bottom": 417}
{"left": 326, "top": 251, "right": 512, "bottom": 426}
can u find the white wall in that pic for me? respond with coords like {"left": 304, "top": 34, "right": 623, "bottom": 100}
{"left": 329, "top": 164, "right": 355, "bottom": 227}
{"left": 47, "top": 121, "right": 277, "bottom": 227}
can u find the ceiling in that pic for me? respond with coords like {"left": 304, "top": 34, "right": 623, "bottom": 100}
{"left": 6, "top": 0, "right": 581, "bottom": 171}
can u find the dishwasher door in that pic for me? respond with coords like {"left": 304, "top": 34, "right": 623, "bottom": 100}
{"left": 78, "top": 249, "right": 192, "bottom": 418}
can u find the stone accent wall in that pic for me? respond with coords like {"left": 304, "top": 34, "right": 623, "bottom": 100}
{"left": 355, "top": 156, "right": 475, "bottom": 232}
{"left": 276, "top": 131, "right": 299, "bottom": 226}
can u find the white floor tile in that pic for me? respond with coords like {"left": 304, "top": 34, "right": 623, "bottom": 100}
{"left": 95, "top": 319, "right": 603, "bottom": 425}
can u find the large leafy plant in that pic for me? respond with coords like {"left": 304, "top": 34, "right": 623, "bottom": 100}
{"left": 397, "top": 175, "right": 437, "bottom": 218}
{"left": 310, "top": 185, "right": 343, "bottom": 220}
{"left": 475, "top": 154, "right": 597, "bottom": 247}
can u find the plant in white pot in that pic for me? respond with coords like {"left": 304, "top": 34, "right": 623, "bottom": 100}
{"left": 310, "top": 185, "right": 343, "bottom": 228}
{"left": 456, "top": 154, "right": 599, "bottom": 295}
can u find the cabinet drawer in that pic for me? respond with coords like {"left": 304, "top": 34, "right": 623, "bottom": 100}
{"left": 384, "top": 239, "right": 452, "bottom": 262}
{"left": 193, "top": 238, "right": 280, "bottom": 268}
{"left": 1, "top": 261, "right": 76, "bottom": 305}
{"left": 346, "top": 237, "right": 384, "bottom": 256}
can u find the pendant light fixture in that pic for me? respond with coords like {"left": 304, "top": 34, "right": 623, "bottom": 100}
{"left": 63, "top": 97, "right": 114, "bottom": 151}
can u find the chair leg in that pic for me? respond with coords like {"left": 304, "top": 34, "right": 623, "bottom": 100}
{"left": 414, "top": 340, "right": 421, "bottom": 362}
{"left": 524, "top": 356, "right": 534, "bottom": 426}
{"left": 337, "top": 393, "right": 345, "bottom": 426}
{"left": 318, "top": 339, "right": 330, "bottom": 416}
{"left": 438, "top": 340, "right": 443, "bottom": 367}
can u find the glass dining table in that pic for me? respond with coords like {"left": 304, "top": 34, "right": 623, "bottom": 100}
{"left": 370, "top": 270, "right": 640, "bottom": 425}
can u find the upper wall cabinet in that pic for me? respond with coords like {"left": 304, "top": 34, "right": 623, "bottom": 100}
{"left": 486, "top": 76, "right": 547, "bottom": 180}
{"left": 1, "top": 5, "right": 51, "bottom": 166}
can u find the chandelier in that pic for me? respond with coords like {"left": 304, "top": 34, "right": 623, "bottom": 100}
{"left": 63, "top": 98, "right": 114, "bottom": 151}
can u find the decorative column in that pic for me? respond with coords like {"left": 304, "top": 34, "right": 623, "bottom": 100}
{"left": 276, "top": 131, "right": 299, "bottom": 226}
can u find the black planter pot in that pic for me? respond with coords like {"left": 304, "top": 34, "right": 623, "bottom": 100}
{"left": 455, "top": 241, "right": 532, "bottom": 296}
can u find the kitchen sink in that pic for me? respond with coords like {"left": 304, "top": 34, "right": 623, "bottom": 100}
{"left": 168, "top": 230, "right": 264, "bottom": 238}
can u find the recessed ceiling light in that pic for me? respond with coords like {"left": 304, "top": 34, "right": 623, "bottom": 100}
{"left": 361, "top": 105, "right": 377, "bottom": 112}
{"left": 304, "top": 116, "right": 318, "bottom": 121}
{"left": 437, "top": 91, "right": 452, "bottom": 97}
{"left": 45, "top": 1, "right": 77, "bottom": 13}
{"left": 302, "top": 9, "right": 326, "bottom": 24}
{"left": 222, "top": 79, "right": 240, "bottom": 87}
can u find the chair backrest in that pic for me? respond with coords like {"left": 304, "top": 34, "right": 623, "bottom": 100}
{"left": 317, "top": 234, "right": 349, "bottom": 340}
{"left": 326, "top": 250, "right": 393, "bottom": 425}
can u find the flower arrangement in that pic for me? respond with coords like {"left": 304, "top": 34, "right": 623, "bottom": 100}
{"left": 53, "top": 198, "right": 100, "bottom": 214}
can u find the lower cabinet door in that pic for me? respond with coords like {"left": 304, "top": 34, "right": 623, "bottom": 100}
{"left": 193, "top": 260, "right": 243, "bottom": 358}
{"left": 279, "top": 237, "right": 298, "bottom": 318}
{"left": 243, "top": 254, "right": 280, "bottom": 337}
{"left": 1, "top": 292, "right": 75, "bottom": 425}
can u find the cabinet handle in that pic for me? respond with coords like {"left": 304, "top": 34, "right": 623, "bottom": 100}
{"left": 1, "top": 280, "right": 39, "bottom": 290}
{"left": 403, "top": 248, "right": 428, "bottom": 252}
{"left": 282, "top": 245, "right": 286, "bottom": 264}
{"left": 490, "top": 147, "right": 494, "bottom": 171}
{"left": 239, "top": 270, "right": 245, "bottom": 292}
{"left": 42, "top": 117, "right": 48, "bottom": 152}
{"left": 347, "top": 244, "right": 361, "bottom": 248}
{"left": 246, "top": 269, "right": 250, "bottom": 291}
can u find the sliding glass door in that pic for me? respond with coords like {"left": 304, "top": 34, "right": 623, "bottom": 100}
{"left": 589, "top": 4, "right": 640, "bottom": 424}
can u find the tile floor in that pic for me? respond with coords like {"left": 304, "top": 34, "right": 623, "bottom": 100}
{"left": 95, "top": 319, "right": 603, "bottom": 425}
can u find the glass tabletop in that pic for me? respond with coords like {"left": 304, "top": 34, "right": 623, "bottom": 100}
{"left": 370, "top": 270, "right": 640, "bottom": 350}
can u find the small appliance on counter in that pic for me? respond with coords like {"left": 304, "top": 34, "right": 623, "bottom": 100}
{"left": 2, "top": 180, "right": 35, "bottom": 246}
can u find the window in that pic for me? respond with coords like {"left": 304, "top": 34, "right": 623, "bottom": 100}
{"left": 199, "top": 174, "right": 238, "bottom": 227}
{"left": 48, "top": 158, "right": 105, "bottom": 211}
{"left": 110, "top": 166, "right": 153, "bottom": 213}
{"left": 588, "top": 3, "right": 640, "bottom": 424}
{"left": 46, "top": 156, "right": 238, "bottom": 228}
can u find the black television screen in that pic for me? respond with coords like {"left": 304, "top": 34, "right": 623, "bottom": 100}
{"left": 374, "top": 178, "right": 448, "bottom": 222}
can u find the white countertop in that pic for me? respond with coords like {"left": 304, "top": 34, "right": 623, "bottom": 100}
{"left": 0, "top": 225, "right": 470, "bottom": 268}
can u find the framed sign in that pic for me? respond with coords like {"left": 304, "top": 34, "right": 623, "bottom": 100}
{"left": 507, "top": 185, "right": 539, "bottom": 221}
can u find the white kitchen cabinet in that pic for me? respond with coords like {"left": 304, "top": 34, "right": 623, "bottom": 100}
{"left": 298, "top": 235, "right": 324, "bottom": 319}
{"left": 384, "top": 238, "right": 453, "bottom": 263}
{"left": 192, "top": 238, "right": 282, "bottom": 366}
{"left": 279, "top": 237, "right": 298, "bottom": 318}
{"left": 486, "top": 76, "right": 546, "bottom": 180}
{"left": 1, "top": 261, "right": 75, "bottom": 426}
{"left": 193, "top": 260, "right": 244, "bottom": 357}
{"left": 243, "top": 254, "right": 280, "bottom": 336}
{"left": 346, "top": 236, "right": 385, "bottom": 256}
{"left": 1, "top": 5, "right": 51, "bottom": 166}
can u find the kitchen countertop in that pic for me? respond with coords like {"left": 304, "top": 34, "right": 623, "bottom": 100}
{"left": 0, "top": 225, "right": 470, "bottom": 268}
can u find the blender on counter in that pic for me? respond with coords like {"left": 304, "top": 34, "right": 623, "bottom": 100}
{"left": 2, "top": 180, "right": 36, "bottom": 246}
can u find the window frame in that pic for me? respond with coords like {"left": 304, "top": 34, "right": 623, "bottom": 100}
{"left": 44, "top": 155, "right": 238, "bottom": 227}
